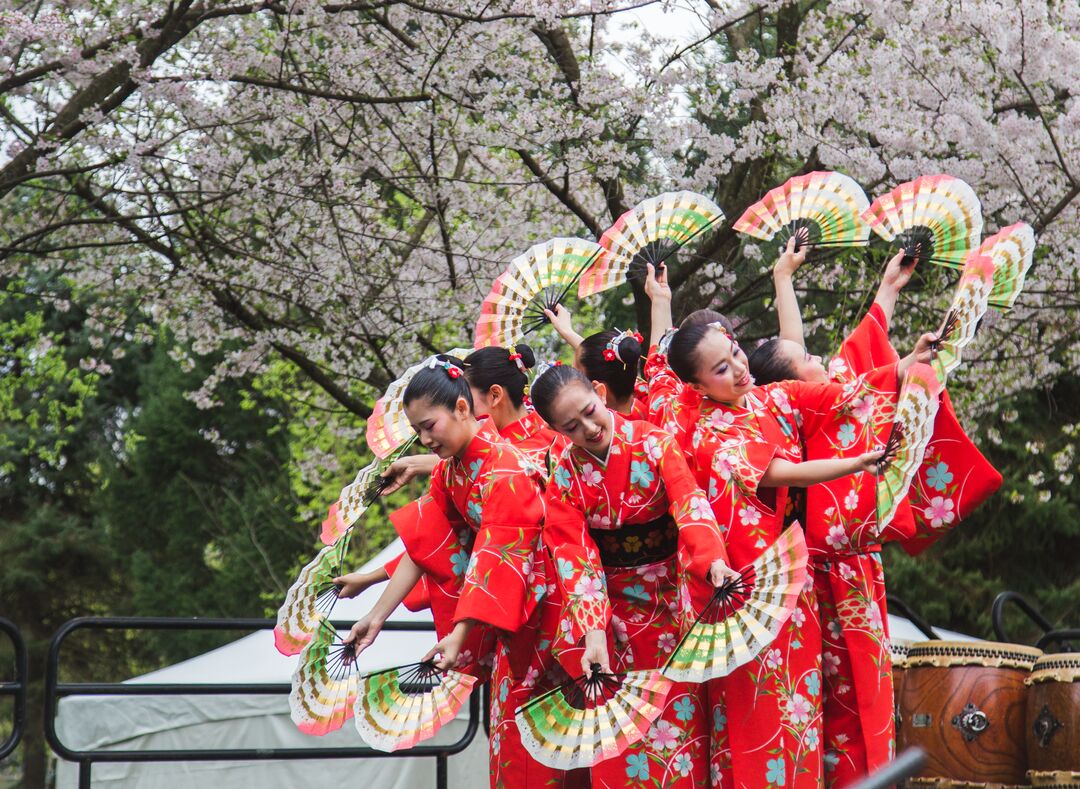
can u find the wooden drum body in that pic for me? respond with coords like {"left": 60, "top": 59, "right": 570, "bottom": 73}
{"left": 898, "top": 640, "right": 1041, "bottom": 785}
{"left": 1026, "top": 654, "right": 1080, "bottom": 774}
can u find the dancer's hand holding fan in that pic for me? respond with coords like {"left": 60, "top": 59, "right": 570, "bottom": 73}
{"left": 473, "top": 238, "right": 603, "bottom": 348}
{"left": 577, "top": 191, "right": 725, "bottom": 297}
{"left": 662, "top": 526, "right": 809, "bottom": 683}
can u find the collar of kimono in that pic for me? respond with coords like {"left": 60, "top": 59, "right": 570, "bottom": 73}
{"left": 455, "top": 416, "right": 503, "bottom": 471}
{"left": 500, "top": 409, "right": 546, "bottom": 442}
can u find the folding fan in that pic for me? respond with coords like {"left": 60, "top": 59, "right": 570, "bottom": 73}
{"left": 577, "top": 191, "right": 725, "bottom": 297}
{"left": 354, "top": 661, "right": 478, "bottom": 751}
{"left": 290, "top": 617, "right": 360, "bottom": 735}
{"left": 929, "top": 252, "right": 996, "bottom": 380}
{"left": 733, "top": 171, "right": 871, "bottom": 251}
{"left": 274, "top": 531, "right": 353, "bottom": 656}
{"left": 662, "top": 526, "right": 809, "bottom": 683}
{"left": 515, "top": 667, "right": 673, "bottom": 769}
{"left": 321, "top": 436, "right": 418, "bottom": 545}
{"left": 474, "top": 238, "right": 603, "bottom": 348}
{"left": 978, "top": 222, "right": 1035, "bottom": 310}
{"left": 366, "top": 349, "right": 472, "bottom": 459}
{"left": 863, "top": 175, "right": 983, "bottom": 268}
{"left": 875, "top": 363, "right": 943, "bottom": 534}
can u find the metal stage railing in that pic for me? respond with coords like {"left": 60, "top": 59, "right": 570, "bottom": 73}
{"left": 43, "top": 617, "right": 482, "bottom": 789}
{"left": 0, "top": 617, "right": 28, "bottom": 762}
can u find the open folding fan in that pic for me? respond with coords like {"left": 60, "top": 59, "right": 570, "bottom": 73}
{"left": 290, "top": 617, "right": 360, "bottom": 735}
{"left": 733, "top": 171, "right": 871, "bottom": 252}
{"left": 662, "top": 526, "right": 809, "bottom": 683}
{"left": 577, "top": 191, "right": 725, "bottom": 297}
{"left": 354, "top": 661, "right": 478, "bottom": 751}
{"left": 929, "top": 252, "right": 996, "bottom": 381}
{"left": 875, "top": 363, "right": 943, "bottom": 534}
{"left": 863, "top": 175, "right": 983, "bottom": 268}
{"left": 366, "top": 349, "right": 472, "bottom": 459}
{"left": 515, "top": 666, "right": 673, "bottom": 769}
{"left": 274, "top": 530, "right": 353, "bottom": 656}
{"left": 473, "top": 238, "right": 603, "bottom": 348}
{"left": 978, "top": 222, "right": 1035, "bottom": 310}
{"left": 321, "top": 436, "right": 418, "bottom": 545}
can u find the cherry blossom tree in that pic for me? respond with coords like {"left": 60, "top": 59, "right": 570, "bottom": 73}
{"left": 2, "top": 0, "right": 1078, "bottom": 422}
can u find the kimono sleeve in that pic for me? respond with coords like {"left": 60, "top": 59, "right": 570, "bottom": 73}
{"left": 656, "top": 430, "right": 729, "bottom": 614}
{"left": 780, "top": 366, "right": 900, "bottom": 443}
{"left": 833, "top": 303, "right": 899, "bottom": 379}
{"left": 543, "top": 461, "right": 612, "bottom": 662}
{"left": 643, "top": 347, "right": 689, "bottom": 433}
{"left": 453, "top": 469, "right": 545, "bottom": 633}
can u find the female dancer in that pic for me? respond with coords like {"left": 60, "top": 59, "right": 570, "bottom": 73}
{"left": 531, "top": 363, "right": 735, "bottom": 787}
{"left": 748, "top": 240, "right": 1001, "bottom": 785}
{"left": 342, "top": 355, "right": 581, "bottom": 788}
{"left": 335, "top": 344, "right": 566, "bottom": 599}
{"left": 545, "top": 305, "right": 651, "bottom": 417}
{"left": 642, "top": 262, "right": 936, "bottom": 789}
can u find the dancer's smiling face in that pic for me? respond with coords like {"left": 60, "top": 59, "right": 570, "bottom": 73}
{"left": 688, "top": 327, "right": 756, "bottom": 404}
{"left": 546, "top": 380, "right": 613, "bottom": 457}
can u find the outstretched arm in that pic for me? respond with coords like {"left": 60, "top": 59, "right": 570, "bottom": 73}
{"left": 773, "top": 236, "right": 809, "bottom": 344}
{"left": 873, "top": 251, "right": 914, "bottom": 327}
{"left": 761, "top": 452, "right": 883, "bottom": 488}
{"left": 644, "top": 262, "right": 673, "bottom": 349}
{"left": 542, "top": 304, "right": 585, "bottom": 349}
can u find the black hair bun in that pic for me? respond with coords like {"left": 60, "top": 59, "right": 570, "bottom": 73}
{"left": 616, "top": 334, "right": 642, "bottom": 363}
{"left": 513, "top": 343, "right": 537, "bottom": 370}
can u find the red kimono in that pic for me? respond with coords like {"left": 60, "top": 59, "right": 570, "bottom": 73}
{"left": 647, "top": 351, "right": 874, "bottom": 789}
{"left": 817, "top": 304, "right": 1002, "bottom": 786}
{"left": 384, "top": 411, "right": 568, "bottom": 611}
{"left": 393, "top": 419, "right": 578, "bottom": 788}
{"left": 545, "top": 412, "right": 729, "bottom": 787}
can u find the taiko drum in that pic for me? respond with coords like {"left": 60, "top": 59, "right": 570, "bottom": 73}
{"left": 1026, "top": 653, "right": 1080, "bottom": 774}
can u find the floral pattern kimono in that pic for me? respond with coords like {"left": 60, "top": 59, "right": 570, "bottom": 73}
{"left": 392, "top": 418, "right": 578, "bottom": 788}
{"left": 646, "top": 350, "right": 883, "bottom": 789}
{"left": 817, "top": 304, "right": 1002, "bottom": 786}
{"left": 544, "top": 411, "right": 729, "bottom": 788}
{"left": 385, "top": 412, "right": 567, "bottom": 612}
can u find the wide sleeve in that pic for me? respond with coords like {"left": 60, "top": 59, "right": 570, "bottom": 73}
{"left": 656, "top": 430, "right": 729, "bottom": 614}
{"left": 832, "top": 302, "right": 899, "bottom": 380}
{"left": 453, "top": 468, "right": 546, "bottom": 633}
{"left": 542, "top": 460, "right": 611, "bottom": 657}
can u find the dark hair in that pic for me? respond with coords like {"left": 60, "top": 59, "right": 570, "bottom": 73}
{"left": 680, "top": 309, "right": 735, "bottom": 334}
{"left": 530, "top": 364, "right": 594, "bottom": 425}
{"left": 668, "top": 311, "right": 737, "bottom": 383}
{"left": 402, "top": 354, "right": 473, "bottom": 411}
{"left": 577, "top": 330, "right": 641, "bottom": 402}
{"left": 464, "top": 344, "right": 535, "bottom": 408}
{"left": 747, "top": 339, "right": 798, "bottom": 385}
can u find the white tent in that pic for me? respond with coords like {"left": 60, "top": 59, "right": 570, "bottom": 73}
{"left": 55, "top": 538, "right": 975, "bottom": 787}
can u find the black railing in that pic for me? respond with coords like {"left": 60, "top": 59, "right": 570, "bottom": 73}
{"left": 44, "top": 617, "right": 481, "bottom": 789}
{"left": 990, "top": 590, "right": 1069, "bottom": 646}
{"left": 886, "top": 595, "right": 939, "bottom": 641}
{"left": 0, "top": 617, "right": 28, "bottom": 762}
